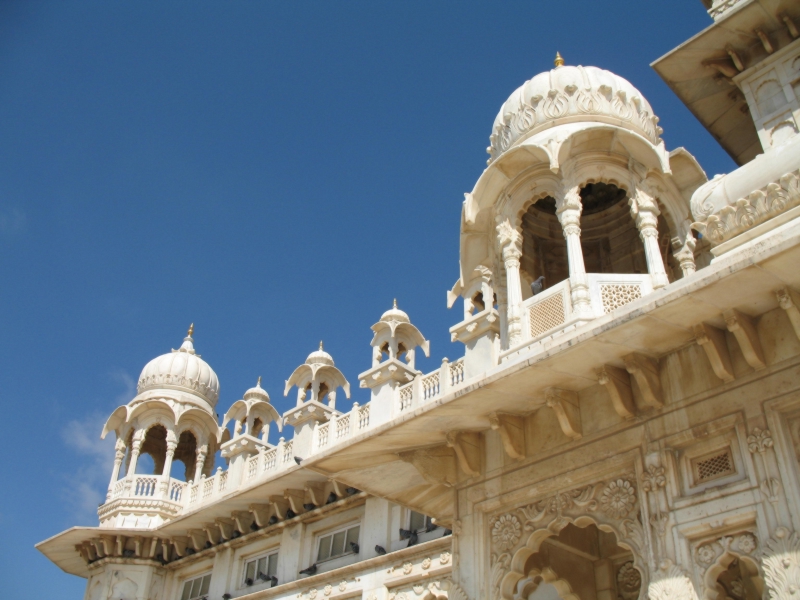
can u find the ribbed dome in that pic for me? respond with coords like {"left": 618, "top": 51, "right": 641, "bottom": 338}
{"left": 487, "top": 64, "right": 662, "bottom": 164}
{"left": 137, "top": 331, "right": 220, "bottom": 406}
{"left": 380, "top": 299, "right": 410, "bottom": 324}
{"left": 306, "top": 342, "right": 335, "bottom": 366}
{"left": 243, "top": 378, "right": 270, "bottom": 402}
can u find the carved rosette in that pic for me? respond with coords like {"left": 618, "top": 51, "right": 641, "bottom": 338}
{"left": 488, "top": 476, "right": 646, "bottom": 600}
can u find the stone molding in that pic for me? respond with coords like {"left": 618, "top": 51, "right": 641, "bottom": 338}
{"left": 691, "top": 169, "right": 800, "bottom": 246}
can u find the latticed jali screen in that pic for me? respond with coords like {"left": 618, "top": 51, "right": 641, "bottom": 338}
{"left": 529, "top": 291, "right": 566, "bottom": 338}
{"left": 693, "top": 448, "right": 735, "bottom": 483}
{"left": 600, "top": 283, "right": 642, "bottom": 313}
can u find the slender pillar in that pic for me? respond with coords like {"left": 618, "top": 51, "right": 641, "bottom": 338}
{"left": 194, "top": 444, "right": 208, "bottom": 482}
{"left": 160, "top": 432, "right": 177, "bottom": 498}
{"left": 124, "top": 437, "right": 143, "bottom": 495}
{"left": 106, "top": 438, "right": 127, "bottom": 500}
{"left": 630, "top": 182, "right": 669, "bottom": 288}
{"left": 496, "top": 219, "right": 524, "bottom": 347}
{"left": 557, "top": 186, "right": 593, "bottom": 318}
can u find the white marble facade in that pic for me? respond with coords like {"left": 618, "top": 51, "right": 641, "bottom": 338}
{"left": 37, "top": 2, "right": 800, "bottom": 599}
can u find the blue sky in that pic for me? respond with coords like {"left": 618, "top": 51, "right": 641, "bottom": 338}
{"left": 0, "top": 1, "right": 735, "bottom": 597}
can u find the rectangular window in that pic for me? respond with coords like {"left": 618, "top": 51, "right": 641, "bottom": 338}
{"left": 243, "top": 551, "right": 278, "bottom": 586}
{"left": 692, "top": 447, "right": 735, "bottom": 484}
{"left": 180, "top": 574, "right": 211, "bottom": 600}
{"left": 317, "top": 524, "right": 360, "bottom": 562}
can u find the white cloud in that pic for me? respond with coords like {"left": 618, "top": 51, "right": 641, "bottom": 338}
{"left": 59, "top": 370, "right": 135, "bottom": 525}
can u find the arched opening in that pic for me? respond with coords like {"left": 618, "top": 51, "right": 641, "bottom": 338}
{"left": 172, "top": 430, "right": 198, "bottom": 481}
{"left": 520, "top": 182, "right": 680, "bottom": 296}
{"left": 513, "top": 523, "right": 641, "bottom": 600}
{"left": 139, "top": 424, "right": 167, "bottom": 475}
{"left": 709, "top": 556, "right": 763, "bottom": 600}
{"left": 251, "top": 418, "right": 264, "bottom": 438}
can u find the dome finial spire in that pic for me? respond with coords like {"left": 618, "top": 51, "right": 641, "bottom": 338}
{"left": 554, "top": 52, "right": 564, "bottom": 68}
{"left": 257, "top": 376, "right": 262, "bottom": 387}
{"left": 319, "top": 340, "right": 324, "bottom": 351}
{"left": 393, "top": 298, "right": 397, "bottom": 309}
{"left": 187, "top": 323, "right": 194, "bottom": 337}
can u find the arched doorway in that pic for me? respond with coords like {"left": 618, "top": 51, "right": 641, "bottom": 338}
{"left": 509, "top": 523, "right": 642, "bottom": 600}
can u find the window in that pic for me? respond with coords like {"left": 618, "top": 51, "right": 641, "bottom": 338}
{"left": 317, "top": 524, "right": 360, "bottom": 562}
{"left": 692, "top": 447, "right": 735, "bottom": 484}
{"left": 243, "top": 551, "right": 278, "bottom": 586}
{"left": 180, "top": 574, "right": 211, "bottom": 600}
{"left": 409, "top": 511, "right": 435, "bottom": 533}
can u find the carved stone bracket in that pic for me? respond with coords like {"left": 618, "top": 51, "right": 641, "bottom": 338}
{"left": 623, "top": 353, "right": 663, "bottom": 408}
{"left": 283, "top": 489, "right": 305, "bottom": 514}
{"left": 776, "top": 287, "right": 800, "bottom": 342}
{"left": 304, "top": 482, "right": 326, "bottom": 506}
{"left": 723, "top": 309, "right": 766, "bottom": 370}
{"left": 545, "top": 388, "right": 582, "bottom": 440}
{"left": 596, "top": 365, "right": 636, "bottom": 419}
{"left": 488, "top": 412, "right": 525, "bottom": 460}
{"left": 267, "top": 496, "right": 289, "bottom": 519}
{"left": 693, "top": 322, "right": 735, "bottom": 382}
{"left": 398, "top": 445, "right": 459, "bottom": 487}
{"left": 445, "top": 431, "right": 482, "bottom": 477}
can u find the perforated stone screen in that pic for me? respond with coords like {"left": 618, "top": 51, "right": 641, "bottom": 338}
{"left": 600, "top": 283, "right": 643, "bottom": 313}
{"left": 529, "top": 291, "right": 566, "bottom": 338}
{"left": 692, "top": 448, "right": 735, "bottom": 483}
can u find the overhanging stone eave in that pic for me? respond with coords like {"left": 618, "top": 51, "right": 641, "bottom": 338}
{"left": 650, "top": 0, "right": 800, "bottom": 166}
{"left": 302, "top": 224, "right": 800, "bottom": 499}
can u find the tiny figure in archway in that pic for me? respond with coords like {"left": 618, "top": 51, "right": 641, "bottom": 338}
{"left": 531, "top": 276, "right": 546, "bottom": 296}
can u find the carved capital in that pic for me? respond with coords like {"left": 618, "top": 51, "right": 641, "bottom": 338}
{"left": 623, "top": 353, "right": 663, "bottom": 408}
{"left": 544, "top": 387, "right": 582, "bottom": 440}
{"left": 693, "top": 322, "right": 735, "bottom": 382}
{"left": 596, "top": 365, "right": 636, "bottom": 419}
{"left": 723, "top": 309, "right": 766, "bottom": 370}
{"left": 762, "top": 527, "right": 800, "bottom": 600}
{"left": 496, "top": 219, "right": 522, "bottom": 255}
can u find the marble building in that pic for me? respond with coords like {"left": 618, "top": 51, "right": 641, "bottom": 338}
{"left": 37, "top": 0, "right": 800, "bottom": 598}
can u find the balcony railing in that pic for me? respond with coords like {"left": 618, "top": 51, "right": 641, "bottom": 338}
{"left": 503, "top": 274, "right": 653, "bottom": 359}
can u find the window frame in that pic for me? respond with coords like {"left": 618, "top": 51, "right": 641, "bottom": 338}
{"left": 315, "top": 522, "right": 360, "bottom": 563}
{"left": 408, "top": 510, "right": 436, "bottom": 534}
{"left": 180, "top": 573, "right": 211, "bottom": 600}
{"left": 241, "top": 549, "right": 279, "bottom": 588}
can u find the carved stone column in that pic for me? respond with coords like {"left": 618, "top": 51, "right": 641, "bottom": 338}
{"left": 629, "top": 182, "right": 669, "bottom": 289}
{"left": 125, "top": 435, "right": 143, "bottom": 495}
{"left": 194, "top": 444, "right": 208, "bottom": 482}
{"left": 556, "top": 186, "right": 593, "bottom": 318}
{"left": 106, "top": 438, "right": 127, "bottom": 500}
{"left": 496, "top": 219, "right": 524, "bottom": 347}
{"left": 160, "top": 432, "right": 178, "bottom": 498}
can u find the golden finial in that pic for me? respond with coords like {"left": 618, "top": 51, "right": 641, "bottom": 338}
{"left": 187, "top": 323, "right": 194, "bottom": 337}
{"left": 319, "top": 340, "right": 324, "bottom": 351}
{"left": 393, "top": 298, "right": 397, "bottom": 309}
{"left": 554, "top": 52, "right": 564, "bottom": 68}
{"left": 257, "top": 376, "right": 262, "bottom": 387}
